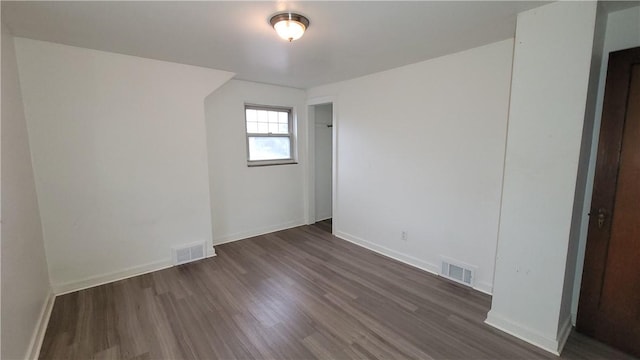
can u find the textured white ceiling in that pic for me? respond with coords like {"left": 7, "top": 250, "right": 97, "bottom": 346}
{"left": 2, "top": 1, "right": 553, "bottom": 88}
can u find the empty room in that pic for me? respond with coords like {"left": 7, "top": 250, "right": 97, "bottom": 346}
{"left": 2, "top": 1, "right": 640, "bottom": 359}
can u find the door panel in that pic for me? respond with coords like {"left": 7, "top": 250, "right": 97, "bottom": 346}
{"left": 577, "top": 47, "right": 640, "bottom": 358}
{"left": 598, "top": 65, "right": 640, "bottom": 319}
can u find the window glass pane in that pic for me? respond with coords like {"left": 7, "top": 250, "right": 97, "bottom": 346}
{"left": 279, "top": 112, "right": 288, "bottom": 124}
{"left": 248, "top": 136, "right": 291, "bottom": 161}
{"left": 268, "top": 111, "right": 279, "bottom": 123}
{"left": 257, "top": 123, "right": 268, "bottom": 133}
{"left": 268, "top": 122, "right": 279, "bottom": 134}
{"left": 278, "top": 123, "right": 289, "bottom": 133}
{"left": 246, "top": 122, "right": 258, "bottom": 133}
{"left": 246, "top": 109, "right": 257, "bottom": 123}
{"left": 257, "top": 110, "right": 268, "bottom": 123}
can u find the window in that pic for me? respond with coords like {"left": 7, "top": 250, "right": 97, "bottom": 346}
{"left": 245, "top": 105, "right": 296, "bottom": 166}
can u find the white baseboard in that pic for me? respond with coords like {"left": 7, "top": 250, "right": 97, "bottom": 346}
{"left": 335, "top": 230, "right": 493, "bottom": 295}
{"left": 213, "top": 219, "right": 306, "bottom": 246}
{"left": 26, "top": 290, "right": 55, "bottom": 360}
{"left": 53, "top": 248, "right": 214, "bottom": 295}
{"left": 53, "top": 259, "right": 174, "bottom": 295}
{"left": 335, "top": 230, "right": 440, "bottom": 275}
{"left": 556, "top": 316, "right": 573, "bottom": 354}
{"left": 207, "top": 246, "right": 216, "bottom": 257}
{"left": 485, "top": 310, "right": 564, "bottom": 355}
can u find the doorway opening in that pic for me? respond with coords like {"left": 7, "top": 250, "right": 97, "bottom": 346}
{"left": 308, "top": 101, "right": 334, "bottom": 234}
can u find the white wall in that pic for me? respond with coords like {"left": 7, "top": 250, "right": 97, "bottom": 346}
{"left": 571, "top": 4, "right": 640, "bottom": 325}
{"left": 1, "top": 27, "right": 51, "bottom": 360}
{"left": 205, "top": 80, "right": 307, "bottom": 244}
{"left": 14, "top": 38, "right": 234, "bottom": 293}
{"left": 314, "top": 103, "right": 333, "bottom": 222}
{"left": 486, "top": 1, "right": 597, "bottom": 355}
{"left": 307, "top": 39, "right": 514, "bottom": 294}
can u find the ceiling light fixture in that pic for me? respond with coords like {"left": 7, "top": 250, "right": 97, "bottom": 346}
{"left": 270, "top": 13, "right": 310, "bottom": 42}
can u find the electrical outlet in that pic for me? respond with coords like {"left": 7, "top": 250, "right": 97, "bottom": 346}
{"left": 401, "top": 230, "right": 408, "bottom": 241}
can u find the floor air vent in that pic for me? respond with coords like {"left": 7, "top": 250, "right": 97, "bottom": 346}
{"left": 440, "top": 257, "right": 475, "bottom": 287}
{"left": 172, "top": 242, "right": 206, "bottom": 265}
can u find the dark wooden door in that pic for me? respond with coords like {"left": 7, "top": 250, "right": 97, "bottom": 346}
{"left": 577, "top": 46, "right": 640, "bottom": 357}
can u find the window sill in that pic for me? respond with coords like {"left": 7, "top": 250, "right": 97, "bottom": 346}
{"left": 247, "top": 160, "right": 298, "bottom": 167}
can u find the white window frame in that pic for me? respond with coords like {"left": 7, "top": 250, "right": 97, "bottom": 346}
{"left": 245, "top": 104, "right": 297, "bottom": 167}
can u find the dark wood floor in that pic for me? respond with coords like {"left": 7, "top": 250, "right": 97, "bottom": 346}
{"left": 40, "top": 221, "right": 635, "bottom": 359}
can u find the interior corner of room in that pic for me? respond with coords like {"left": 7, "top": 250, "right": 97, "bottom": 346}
{"left": 2, "top": 1, "right": 640, "bottom": 359}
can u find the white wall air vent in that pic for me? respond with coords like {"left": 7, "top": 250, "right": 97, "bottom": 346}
{"left": 172, "top": 241, "right": 206, "bottom": 265}
{"left": 440, "top": 256, "right": 476, "bottom": 287}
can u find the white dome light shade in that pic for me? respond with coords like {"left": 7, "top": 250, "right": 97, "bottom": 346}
{"left": 274, "top": 20, "right": 305, "bottom": 41}
{"left": 270, "top": 13, "right": 310, "bottom": 42}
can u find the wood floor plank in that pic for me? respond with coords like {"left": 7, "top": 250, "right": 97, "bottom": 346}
{"left": 40, "top": 220, "right": 638, "bottom": 359}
